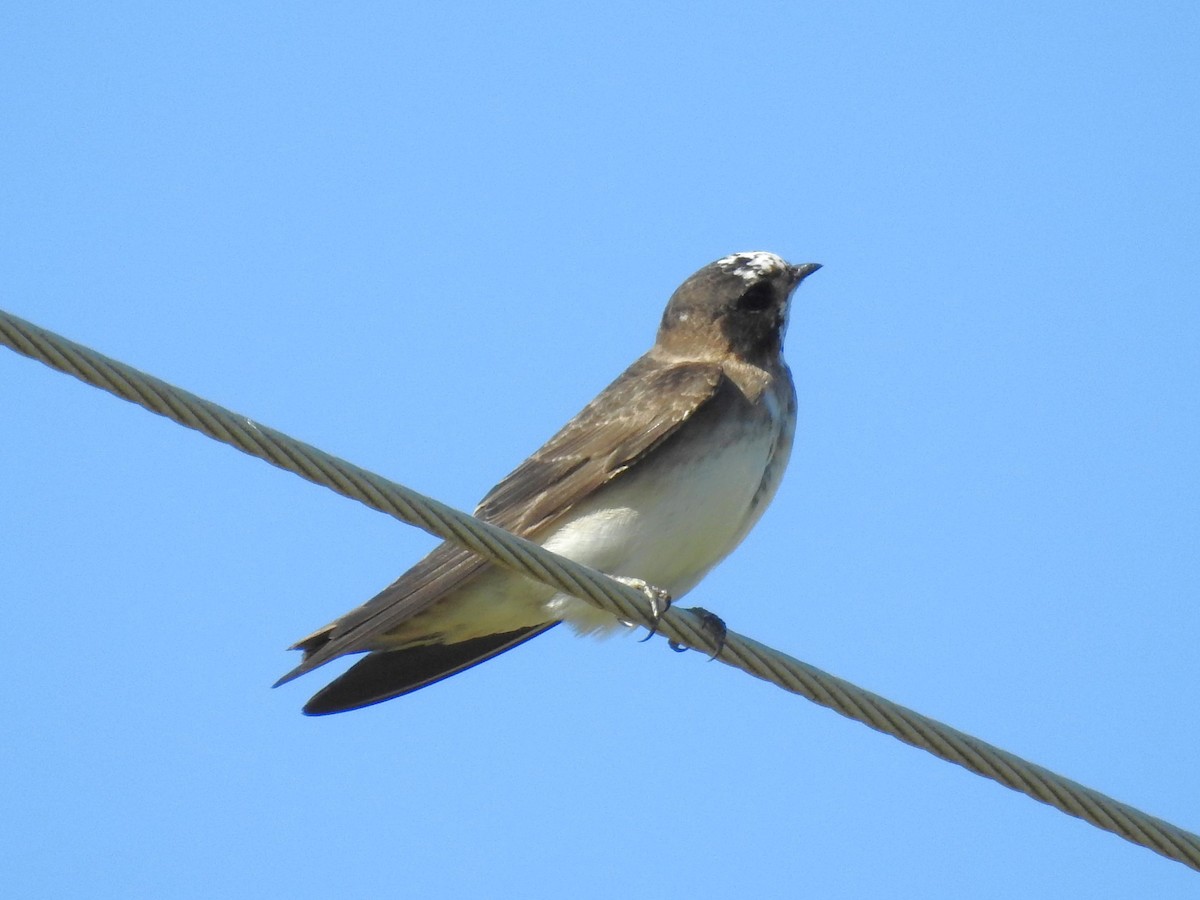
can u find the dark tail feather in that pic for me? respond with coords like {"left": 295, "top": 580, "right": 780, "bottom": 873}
{"left": 301, "top": 624, "right": 557, "bottom": 715}
{"left": 272, "top": 625, "right": 337, "bottom": 689}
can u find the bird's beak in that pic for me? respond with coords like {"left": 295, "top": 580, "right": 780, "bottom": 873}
{"left": 789, "top": 262, "right": 822, "bottom": 285}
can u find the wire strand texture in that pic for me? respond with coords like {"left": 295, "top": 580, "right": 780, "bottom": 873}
{"left": 2, "top": 306, "right": 1197, "bottom": 872}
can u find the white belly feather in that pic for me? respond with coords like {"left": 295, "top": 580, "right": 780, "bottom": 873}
{"left": 538, "top": 410, "right": 786, "bottom": 634}
{"left": 392, "top": 384, "right": 792, "bottom": 645}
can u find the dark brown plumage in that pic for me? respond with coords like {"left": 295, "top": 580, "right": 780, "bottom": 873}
{"left": 276, "top": 252, "right": 820, "bottom": 713}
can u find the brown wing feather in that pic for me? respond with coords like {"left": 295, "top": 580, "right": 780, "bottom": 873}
{"left": 275, "top": 353, "right": 723, "bottom": 684}
{"left": 300, "top": 624, "right": 556, "bottom": 715}
{"left": 473, "top": 354, "right": 724, "bottom": 533}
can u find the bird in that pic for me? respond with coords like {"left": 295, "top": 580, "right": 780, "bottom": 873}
{"left": 276, "top": 251, "right": 821, "bottom": 714}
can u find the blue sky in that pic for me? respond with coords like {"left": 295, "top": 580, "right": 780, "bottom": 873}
{"left": 3, "top": 2, "right": 1198, "bottom": 897}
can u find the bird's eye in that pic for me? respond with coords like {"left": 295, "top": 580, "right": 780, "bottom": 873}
{"left": 737, "top": 282, "right": 774, "bottom": 312}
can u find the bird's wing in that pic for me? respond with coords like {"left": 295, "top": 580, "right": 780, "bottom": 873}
{"left": 275, "top": 353, "right": 725, "bottom": 685}
{"left": 299, "top": 625, "right": 557, "bottom": 715}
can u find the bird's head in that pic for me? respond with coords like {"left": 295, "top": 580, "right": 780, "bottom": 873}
{"left": 658, "top": 251, "right": 821, "bottom": 362}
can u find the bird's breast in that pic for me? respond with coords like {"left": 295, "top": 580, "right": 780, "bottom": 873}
{"left": 541, "top": 388, "right": 793, "bottom": 633}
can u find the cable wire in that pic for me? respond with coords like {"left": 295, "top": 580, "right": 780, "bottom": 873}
{"left": 2, "top": 306, "right": 1197, "bottom": 872}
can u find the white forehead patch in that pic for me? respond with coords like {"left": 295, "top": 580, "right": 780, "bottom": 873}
{"left": 714, "top": 251, "right": 789, "bottom": 282}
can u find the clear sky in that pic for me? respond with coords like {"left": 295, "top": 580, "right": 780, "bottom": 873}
{"left": 2, "top": 2, "right": 1198, "bottom": 897}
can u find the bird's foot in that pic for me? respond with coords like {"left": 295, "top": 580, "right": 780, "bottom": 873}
{"left": 669, "top": 607, "right": 727, "bottom": 659}
{"left": 611, "top": 577, "right": 673, "bottom": 641}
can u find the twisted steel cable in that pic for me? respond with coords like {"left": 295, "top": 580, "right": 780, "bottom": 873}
{"left": 3, "top": 306, "right": 1197, "bottom": 872}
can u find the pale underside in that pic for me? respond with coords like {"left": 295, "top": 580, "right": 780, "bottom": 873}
{"left": 373, "top": 374, "right": 795, "bottom": 649}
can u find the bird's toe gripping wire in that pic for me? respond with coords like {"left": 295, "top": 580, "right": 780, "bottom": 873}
{"left": 611, "top": 577, "right": 673, "bottom": 642}
{"left": 669, "top": 606, "right": 727, "bottom": 659}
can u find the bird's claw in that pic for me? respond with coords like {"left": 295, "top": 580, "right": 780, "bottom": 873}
{"left": 612, "top": 577, "right": 672, "bottom": 642}
{"left": 668, "top": 607, "right": 727, "bottom": 659}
